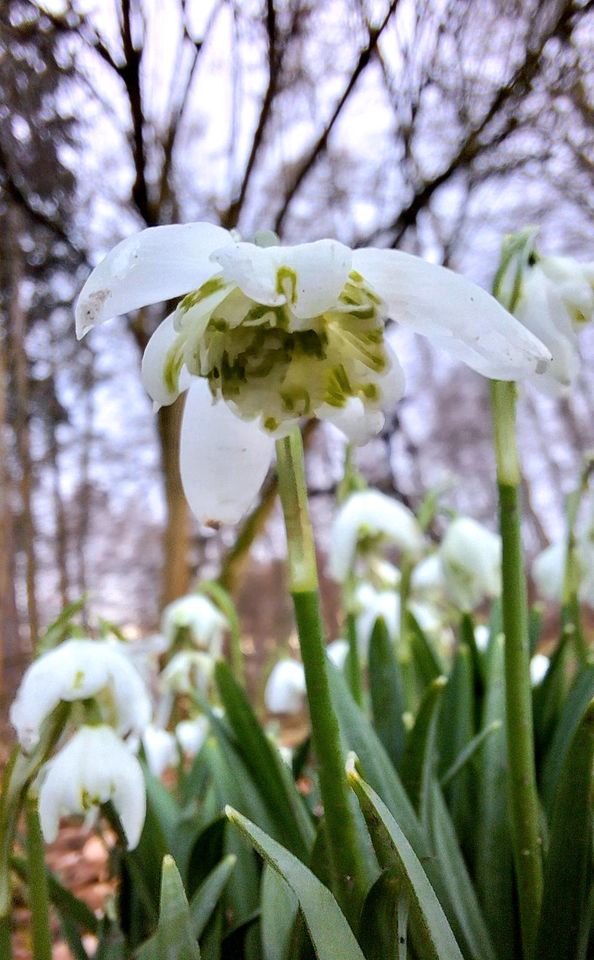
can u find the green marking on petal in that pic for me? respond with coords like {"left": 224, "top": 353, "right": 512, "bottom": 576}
{"left": 179, "top": 275, "right": 227, "bottom": 313}
{"left": 276, "top": 266, "right": 298, "bottom": 305}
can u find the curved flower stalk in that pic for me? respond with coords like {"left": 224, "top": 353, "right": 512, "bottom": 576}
{"left": 38, "top": 725, "right": 146, "bottom": 849}
{"left": 10, "top": 639, "right": 151, "bottom": 752}
{"left": 161, "top": 593, "right": 229, "bottom": 657}
{"left": 438, "top": 517, "right": 502, "bottom": 612}
{"left": 76, "top": 221, "right": 550, "bottom": 524}
{"left": 264, "top": 658, "right": 306, "bottom": 715}
{"left": 329, "top": 489, "right": 424, "bottom": 583}
{"left": 495, "top": 228, "right": 594, "bottom": 393}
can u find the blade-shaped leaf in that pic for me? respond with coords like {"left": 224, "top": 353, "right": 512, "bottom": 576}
{"left": 136, "top": 856, "right": 201, "bottom": 960}
{"left": 408, "top": 613, "right": 445, "bottom": 692}
{"left": 368, "top": 617, "right": 407, "bottom": 768}
{"left": 347, "top": 766, "right": 464, "bottom": 960}
{"left": 401, "top": 676, "right": 447, "bottom": 822}
{"left": 261, "top": 864, "right": 298, "bottom": 960}
{"left": 226, "top": 807, "right": 366, "bottom": 960}
{"left": 189, "top": 855, "right": 237, "bottom": 940}
{"left": 535, "top": 698, "right": 594, "bottom": 960}
{"left": 542, "top": 664, "right": 594, "bottom": 809}
{"left": 358, "top": 867, "right": 408, "bottom": 960}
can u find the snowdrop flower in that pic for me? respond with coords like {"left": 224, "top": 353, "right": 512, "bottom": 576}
{"left": 411, "top": 553, "right": 447, "bottom": 602}
{"left": 532, "top": 538, "right": 594, "bottom": 606}
{"left": 10, "top": 639, "right": 151, "bottom": 752}
{"left": 530, "top": 653, "right": 550, "bottom": 687}
{"left": 142, "top": 724, "right": 177, "bottom": 777}
{"left": 439, "top": 517, "right": 502, "bottom": 612}
{"left": 326, "top": 639, "right": 350, "bottom": 670}
{"left": 76, "top": 222, "right": 550, "bottom": 524}
{"left": 160, "top": 650, "right": 214, "bottom": 697}
{"left": 161, "top": 594, "right": 228, "bottom": 657}
{"left": 175, "top": 716, "right": 209, "bottom": 759}
{"left": 264, "top": 659, "right": 306, "bottom": 715}
{"left": 329, "top": 490, "right": 424, "bottom": 583}
{"left": 497, "top": 230, "right": 594, "bottom": 394}
{"left": 38, "top": 725, "right": 146, "bottom": 849}
{"left": 355, "top": 583, "right": 400, "bottom": 656}
{"left": 474, "top": 624, "right": 491, "bottom": 653}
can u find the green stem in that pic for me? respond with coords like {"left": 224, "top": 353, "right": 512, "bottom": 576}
{"left": 276, "top": 429, "right": 366, "bottom": 922}
{"left": 490, "top": 380, "right": 543, "bottom": 959}
{"left": 345, "top": 611, "right": 364, "bottom": 707}
{"left": 398, "top": 559, "right": 416, "bottom": 710}
{"left": 25, "top": 794, "right": 52, "bottom": 960}
{"left": 561, "top": 456, "right": 594, "bottom": 663}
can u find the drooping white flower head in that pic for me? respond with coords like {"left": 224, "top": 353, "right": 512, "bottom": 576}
{"left": 438, "top": 517, "right": 502, "bottom": 612}
{"left": 76, "top": 222, "right": 550, "bottom": 524}
{"left": 530, "top": 653, "right": 550, "bottom": 687}
{"left": 175, "top": 716, "right": 209, "bottom": 759}
{"left": 161, "top": 594, "right": 228, "bottom": 657}
{"left": 326, "top": 638, "right": 350, "bottom": 670}
{"left": 264, "top": 659, "right": 306, "bottom": 715}
{"left": 38, "top": 725, "right": 146, "bottom": 849}
{"left": 495, "top": 229, "right": 594, "bottom": 394}
{"left": 142, "top": 724, "right": 177, "bottom": 778}
{"left": 10, "top": 639, "right": 151, "bottom": 752}
{"left": 354, "top": 583, "right": 400, "bottom": 656}
{"left": 532, "top": 537, "right": 594, "bottom": 607}
{"left": 411, "top": 553, "right": 447, "bottom": 601}
{"left": 160, "top": 650, "right": 215, "bottom": 697}
{"left": 329, "top": 489, "right": 424, "bottom": 583}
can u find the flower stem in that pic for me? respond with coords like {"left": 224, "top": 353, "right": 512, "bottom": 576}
{"left": 276, "top": 428, "right": 366, "bottom": 922}
{"left": 25, "top": 793, "right": 52, "bottom": 960}
{"left": 490, "top": 380, "right": 542, "bottom": 958}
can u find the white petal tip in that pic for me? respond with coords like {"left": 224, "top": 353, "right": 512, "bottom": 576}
{"left": 152, "top": 400, "right": 162, "bottom": 414}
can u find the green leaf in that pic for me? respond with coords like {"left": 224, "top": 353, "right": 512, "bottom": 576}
{"left": 347, "top": 766, "right": 464, "bottom": 960}
{"left": 358, "top": 867, "right": 408, "bottom": 960}
{"left": 408, "top": 613, "right": 445, "bottom": 692}
{"left": 401, "top": 676, "right": 447, "bottom": 823}
{"left": 261, "top": 864, "right": 298, "bottom": 960}
{"left": 437, "top": 644, "right": 475, "bottom": 843}
{"left": 186, "top": 815, "right": 227, "bottom": 899}
{"left": 368, "top": 617, "right": 407, "bottom": 768}
{"left": 535, "top": 698, "right": 594, "bottom": 960}
{"left": 542, "top": 664, "right": 594, "bottom": 809}
{"left": 215, "top": 661, "right": 314, "bottom": 855}
{"left": 533, "top": 636, "right": 570, "bottom": 759}
{"left": 36, "top": 597, "right": 87, "bottom": 654}
{"left": 189, "top": 855, "right": 237, "bottom": 940}
{"left": 226, "top": 807, "right": 366, "bottom": 960}
{"left": 137, "top": 856, "right": 201, "bottom": 960}
{"left": 439, "top": 721, "right": 502, "bottom": 789}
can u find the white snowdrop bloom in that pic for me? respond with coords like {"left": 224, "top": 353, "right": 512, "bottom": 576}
{"left": 326, "top": 639, "right": 350, "bottom": 670}
{"left": 76, "top": 222, "right": 550, "bottom": 525}
{"left": 409, "top": 600, "right": 444, "bottom": 640}
{"left": 329, "top": 490, "right": 424, "bottom": 583}
{"left": 532, "top": 538, "right": 594, "bottom": 606}
{"left": 439, "top": 517, "right": 502, "bottom": 612}
{"left": 142, "top": 724, "right": 177, "bottom": 777}
{"left": 160, "top": 650, "right": 214, "bottom": 697}
{"left": 10, "top": 639, "right": 151, "bottom": 752}
{"left": 530, "top": 654, "right": 550, "bottom": 687}
{"left": 355, "top": 583, "right": 400, "bottom": 656}
{"left": 175, "top": 716, "right": 210, "bottom": 759}
{"left": 474, "top": 624, "right": 491, "bottom": 653}
{"left": 38, "top": 725, "right": 146, "bottom": 849}
{"left": 411, "top": 553, "right": 447, "bottom": 602}
{"left": 161, "top": 594, "right": 228, "bottom": 657}
{"left": 264, "top": 659, "right": 306, "bottom": 715}
{"left": 371, "top": 559, "right": 401, "bottom": 589}
{"left": 497, "top": 231, "right": 594, "bottom": 394}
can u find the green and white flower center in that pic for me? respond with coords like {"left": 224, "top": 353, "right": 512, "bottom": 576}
{"left": 165, "top": 269, "right": 390, "bottom": 433}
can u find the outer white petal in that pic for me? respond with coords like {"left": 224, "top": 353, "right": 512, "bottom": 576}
{"left": 318, "top": 398, "right": 385, "bottom": 444}
{"left": 142, "top": 725, "right": 177, "bottom": 777}
{"left": 104, "top": 644, "right": 152, "bottom": 737}
{"left": 411, "top": 553, "right": 446, "bottom": 600}
{"left": 264, "top": 659, "right": 306, "bottom": 714}
{"left": 175, "top": 716, "right": 209, "bottom": 758}
{"left": 355, "top": 583, "right": 400, "bottom": 656}
{"left": 352, "top": 248, "right": 552, "bottom": 379}
{"left": 530, "top": 654, "right": 550, "bottom": 687}
{"left": 76, "top": 222, "right": 232, "bottom": 337}
{"left": 474, "top": 624, "right": 491, "bottom": 653}
{"left": 329, "top": 490, "right": 424, "bottom": 583}
{"left": 272, "top": 239, "right": 352, "bottom": 319}
{"left": 210, "top": 242, "right": 285, "bottom": 306}
{"left": 515, "top": 270, "right": 578, "bottom": 394}
{"left": 161, "top": 650, "right": 214, "bottom": 696}
{"left": 141, "top": 313, "right": 190, "bottom": 410}
{"left": 439, "top": 517, "right": 501, "bottom": 611}
{"left": 180, "top": 378, "right": 274, "bottom": 525}
{"left": 38, "top": 726, "right": 146, "bottom": 849}
{"left": 161, "top": 594, "right": 228, "bottom": 656}
{"left": 532, "top": 541, "right": 565, "bottom": 603}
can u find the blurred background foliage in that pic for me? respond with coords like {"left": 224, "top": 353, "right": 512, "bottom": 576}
{"left": 1, "top": 0, "right": 593, "bottom": 702}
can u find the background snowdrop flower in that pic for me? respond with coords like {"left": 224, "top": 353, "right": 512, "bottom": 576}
{"left": 530, "top": 653, "right": 550, "bottom": 686}
{"left": 161, "top": 594, "right": 228, "bottom": 657}
{"left": 439, "top": 517, "right": 502, "bottom": 612}
{"left": 175, "top": 716, "right": 209, "bottom": 759}
{"left": 264, "top": 659, "right": 306, "bottom": 715}
{"left": 411, "top": 553, "right": 447, "bottom": 602}
{"left": 10, "top": 639, "right": 151, "bottom": 752}
{"left": 329, "top": 489, "right": 425, "bottom": 583}
{"left": 76, "top": 221, "right": 550, "bottom": 525}
{"left": 38, "top": 725, "right": 146, "bottom": 849}
{"left": 160, "top": 650, "right": 214, "bottom": 697}
{"left": 355, "top": 583, "right": 400, "bottom": 656}
{"left": 326, "top": 639, "right": 350, "bottom": 670}
{"left": 142, "top": 724, "right": 177, "bottom": 777}
{"left": 496, "top": 230, "right": 594, "bottom": 394}
{"left": 532, "top": 537, "right": 594, "bottom": 606}
{"left": 474, "top": 624, "right": 491, "bottom": 653}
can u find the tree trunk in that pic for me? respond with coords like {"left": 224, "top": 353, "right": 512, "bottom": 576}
{"left": 0, "top": 326, "right": 20, "bottom": 708}
{"left": 157, "top": 395, "right": 190, "bottom": 606}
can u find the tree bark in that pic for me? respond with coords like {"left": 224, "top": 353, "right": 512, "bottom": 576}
{"left": 0, "top": 322, "right": 20, "bottom": 708}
